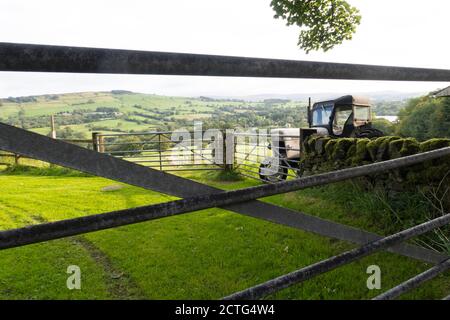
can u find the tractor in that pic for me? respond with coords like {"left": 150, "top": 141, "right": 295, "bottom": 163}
{"left": 258, "top": 95, "right": 383, "bottom": 182}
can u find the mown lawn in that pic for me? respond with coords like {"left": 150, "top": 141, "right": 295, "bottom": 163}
{"left": 0, "top": 169, "right": 449, "bottom": 300}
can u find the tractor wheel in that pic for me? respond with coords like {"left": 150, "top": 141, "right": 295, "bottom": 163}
{"left": 294, "top": 161, "right": 305, "bottom": 178}
{"left": 353, "top": 127, "right": 384, "bottom": 139}
{"left": 259, "top": 157, "right": 288, "bottom": 183}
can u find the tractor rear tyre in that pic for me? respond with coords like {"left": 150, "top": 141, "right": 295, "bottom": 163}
{"left": 259, "top": 158, "right": 288, "bottom": 183}
{"left": 353, "top": 127, "right": 384, "bottom": 139}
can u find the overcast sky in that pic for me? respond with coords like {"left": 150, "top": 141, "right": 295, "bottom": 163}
{"left": 0, "top": 0, "right": 449, "bottom": 98}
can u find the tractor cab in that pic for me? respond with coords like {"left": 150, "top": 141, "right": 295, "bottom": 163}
{"left": 258, "top": 95, "right": 383, "bottom": 182}
{"left": 309, "top": 95, "right": 374, "bottom": 138}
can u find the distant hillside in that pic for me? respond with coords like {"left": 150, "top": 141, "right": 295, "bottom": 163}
{"left": 0, "top": 89, "right": 422, "bottom": 140}
{"left": 210, "top": 91, "right": 421, "bottom": 116}
{"left": 210, "top": 91, "right": 425, "bottom": 102}
{"left": 0, "top": 91, "right": 307, "bottom": 139}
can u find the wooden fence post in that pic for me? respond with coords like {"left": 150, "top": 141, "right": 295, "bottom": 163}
{"left": 92, "top": 132, "right": 99, "bottom": 152}
{"left": 223, "top": 129, "right": 234, "bottom": 172}
{"left": 50, "top": 115, "right": 56, "bottom": 139}
{"left": 158, "top": 133, "right": 163, "bottom": 171}
{"left": 99, "top": 135, "right": 105, "bottom": 153}
{"left": 92, "top": 132, "right": 105, "bottom": 153}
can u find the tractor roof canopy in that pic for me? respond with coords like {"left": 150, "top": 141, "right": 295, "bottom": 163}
{"left": 313, "top": 95, "right": 370, "bottom": 109}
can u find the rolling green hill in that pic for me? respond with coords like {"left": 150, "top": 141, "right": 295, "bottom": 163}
{"left": 0, "top": 91, "right": 306, "bottom": 138}
{"left": 0, "top": 90, "right": 411, "bottom": 140}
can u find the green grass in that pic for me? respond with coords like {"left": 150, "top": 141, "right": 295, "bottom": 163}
{"left": 31, "top": 119, "right": 156, "bottom": 135}
{"left": 0, "top": 92, "right": 120, "bottom": 117}
{"left": 0, "top": 241, "right": 111, "bottom": 299}
{"left": 0, "top": 168, "right": 449, "bottom": 300}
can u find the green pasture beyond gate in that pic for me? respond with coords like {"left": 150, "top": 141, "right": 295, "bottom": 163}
{"left": 0, "top": 166, "right": 449, "bottom": 300}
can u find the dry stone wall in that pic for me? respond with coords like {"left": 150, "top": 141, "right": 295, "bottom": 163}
{"left": 301, "top": 135, "right": 450, "bottom": 192}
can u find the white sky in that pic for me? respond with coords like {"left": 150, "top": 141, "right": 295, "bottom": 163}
{"left": 0, "top": 0, "right": 449, "bottom": 98}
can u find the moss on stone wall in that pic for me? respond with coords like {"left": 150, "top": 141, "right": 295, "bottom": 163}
{"left": 302, "top": 135, "right": 450, "bottom": 191}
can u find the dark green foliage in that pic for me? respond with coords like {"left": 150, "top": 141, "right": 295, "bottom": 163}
{"left": 371, "top": 118, "right": 397, "bottom": 136}
{"left": 110, "top": 90, "right": 133, "bottom": 95}
{"left": 207, "top": 169, "right": 243, "bottom": 182}
{"left": 366, "top": 137, "right": 383, "bottom": 161}
{"left": 364, "top": 136, "right": 400, "bottom": 162}
{"left": 1, "top": 165, "right": 91, "bottom": 177}
{"left": 331, "top": 138, "right": 356, "bottom": 161}
{"left": 352, "top": 138, "right": 371, "bottom": 164}
{"left": 95, "top": 107, "right": 120, "bottom": 113}
{"left": 397, "top": 96, "right": 450, "bottom": 141}
{"left": 55, "top": 126, "right": 87, "bottom": 139}
{"left": 376, "top": 136, "right": 401, "bottom": 161}
{"left": 415, "top": 138, "right": 450, "bottom": 187}
{"left": 399, "top": 138, "right": 420, "bottom": 156}
{"left": 387, "top": 139, "right": 404, "bottom": 159}
{"left": 419, "top": 138, "right": 450, "bottom": 152}
{"left": 6, "top": 96, "right": 37, "bottom": 103}
{"left": 324, "top": 139, "right": 338, "bottom": 160}
{"left": 106, "top": 136, "right": 145, "bottom": 156}
{"left": 372, "top": 100, "right": 408, "bottom": 116}
{"left": 205, "top": 104, "right": 308, "bottom": 130}
{"left": 314, "top": 136, "right": 331, "bottom": 155}
{"left": 388, "top": 138, "right": 419, "bottom": 159}
{"left": 270, "top": 0, "right": 361, "bottom": 53}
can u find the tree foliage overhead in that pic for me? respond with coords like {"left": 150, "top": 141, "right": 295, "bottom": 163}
{"left": 270, "top": 0, "right": 361, "bottom": 53}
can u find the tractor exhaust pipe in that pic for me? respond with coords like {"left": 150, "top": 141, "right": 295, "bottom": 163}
{"left": 307, "top": 97, "right": 312, "bottom": 127}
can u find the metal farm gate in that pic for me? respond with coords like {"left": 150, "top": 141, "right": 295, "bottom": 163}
{"left": 93, "top": 131, "right": 223, "bottom": 172}
{"left": 0, "top": 43, "right": 449, "bottom": 300}
{"left": 233, "top": 130, "right": 303, "bottom": 182}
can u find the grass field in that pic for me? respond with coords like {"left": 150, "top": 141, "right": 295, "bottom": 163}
{"left": 0, "top": 166, "right": 449, "bottom": 300}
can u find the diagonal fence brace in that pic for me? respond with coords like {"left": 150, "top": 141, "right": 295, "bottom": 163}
{"left": 223, "top": 213, "right": 450, "bottom": 300}
{"left": 0, "top": 122, "right": 447, "bottom": 264}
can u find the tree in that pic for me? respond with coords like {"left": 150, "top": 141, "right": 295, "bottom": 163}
{"left": 396, "top": 96, "right": 450, "bottom": 140}
{"left": 55, "top": 127, "right": 87, "bottom": 140}
{"left": 371, "top": 118, "right": 396, "bottom": 136}
{"left": 270, "top": 0, "right": 361, "bottom": 53}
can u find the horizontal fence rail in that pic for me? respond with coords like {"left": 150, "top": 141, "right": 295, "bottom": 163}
{"left": 0, "top": 146, "right": 449, "bottom": 250}
{"left": 1, "top": 42, "right": 450, "bottom": 81}
{"left": 223, "top": 213, "right": 450, "bottom": 300}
